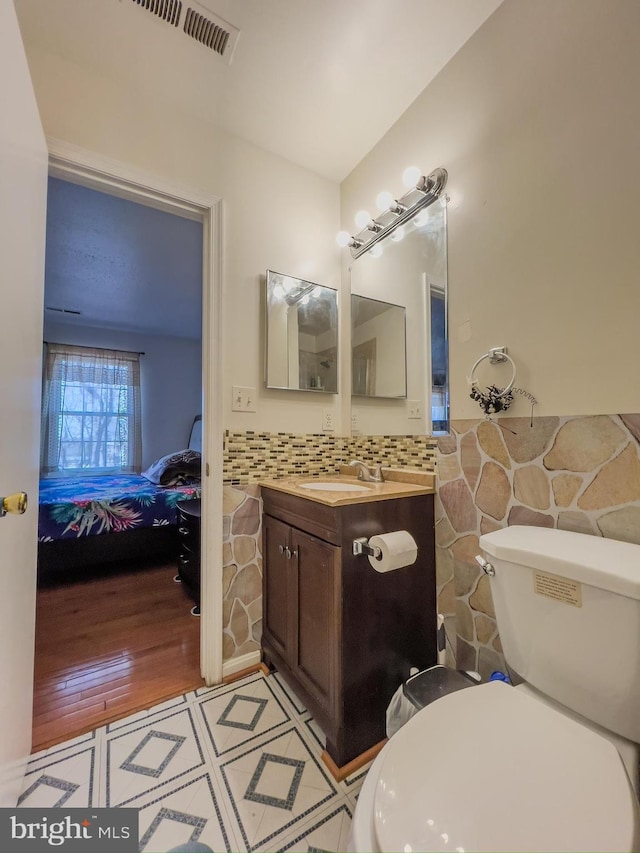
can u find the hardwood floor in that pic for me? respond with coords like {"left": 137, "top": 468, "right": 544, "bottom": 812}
{"left": 33, "top": 562, "right": 204, "bottom": 752}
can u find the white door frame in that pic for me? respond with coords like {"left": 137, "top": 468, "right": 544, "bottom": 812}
{"left": 46, "top": 138, "right": 224, "bottom": 685}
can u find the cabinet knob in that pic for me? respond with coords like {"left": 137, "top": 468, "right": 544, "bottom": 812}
{"left": 178, "top": 526, "right": 190, "bottom": 535}
{"left": 284, "top": 546, "right": 291, "bottom": 559}
{"left": 278, "top": 544, "right": 285, "bottom": 554}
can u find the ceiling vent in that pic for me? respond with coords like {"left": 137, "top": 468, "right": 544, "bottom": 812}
{"left": 183, "top": 3, "right": 240, "bottom": 62}
{"left": 130, "top": 0, "right": 182, "bottom": 27}
{"left": 126, "top": 0, "right": 240, "bottom": 63}
{"left": 45, "top": 306, "right": 82, "bottom": 315}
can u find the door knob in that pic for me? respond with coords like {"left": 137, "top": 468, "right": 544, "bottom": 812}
{"left": 1, "top": 491, "right": 28, "bottom": 517}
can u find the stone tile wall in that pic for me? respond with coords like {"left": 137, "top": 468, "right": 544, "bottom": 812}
{"left": 221, "top": 430, "right": 438, "bottom": 661}
{"left": 222, "top": 483, "right": 263, "bottom": 662}
{"left": 435, "top": 414, "right": 640, "bottom": 679}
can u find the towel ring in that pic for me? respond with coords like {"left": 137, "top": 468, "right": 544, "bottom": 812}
{"left": 469, "top": 348, "right": 517, "bottom": 416}
{"left": 469, "top": 348, "right": 517, "bottom": 397}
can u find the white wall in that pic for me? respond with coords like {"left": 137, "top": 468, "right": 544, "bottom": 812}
{"left": 44, "top": 320, "right": 202, "bottom": 468}
{"left": 341, "top": 0, "right": 640, "bottom": 420}
{"left": 22, "top": 43, "right": 343, "bottom": 435}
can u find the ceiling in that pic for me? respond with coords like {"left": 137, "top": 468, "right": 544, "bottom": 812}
{"left": 15, "top": 0, "right": 503, "bottom": 182}
{"left": 44, "top": 177, "right": 203, "bottom": 339}
{"left": 26, "top": 0, "right": 502, "bottom": 340}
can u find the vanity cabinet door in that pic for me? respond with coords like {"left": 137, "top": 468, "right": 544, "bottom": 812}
{"left": 262, "top": 514, "right": 296, "bottom": 665}
{"left": 290, "top": 528, "right": 340, "bottom": 718}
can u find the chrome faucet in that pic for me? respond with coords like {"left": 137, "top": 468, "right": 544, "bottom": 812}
{"left": 349, "top": 459, "right": 384, "bottom": 483}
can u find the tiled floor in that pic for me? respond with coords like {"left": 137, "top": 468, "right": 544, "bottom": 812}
{"left": 18, "top": 670, "right": 368, "bottom": 852}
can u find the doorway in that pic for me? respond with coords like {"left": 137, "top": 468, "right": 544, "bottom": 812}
{"left": 34, "top": 141, "right": 223, "bottom": 746}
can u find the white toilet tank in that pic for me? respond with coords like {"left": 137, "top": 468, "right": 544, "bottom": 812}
{"left": 480, "top": 526, "right": 640, "bottom": 744}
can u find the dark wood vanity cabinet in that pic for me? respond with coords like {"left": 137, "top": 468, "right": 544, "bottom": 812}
{"left": 261, "top": 487, "right": 436, "bottom": 769}
{"left": 263, "top": 514, "right": 340, "bottom": 719}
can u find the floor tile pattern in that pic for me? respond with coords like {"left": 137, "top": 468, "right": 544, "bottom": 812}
{"left": 20, "top": 670, "right": 370, "bottom": 851}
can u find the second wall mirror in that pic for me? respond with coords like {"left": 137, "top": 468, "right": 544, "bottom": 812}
{"left": 265, "top": 270, "right": 338, "bottom": 393}
{"left": 350, "top": 195, "right": 448, "bottom": 434}
{"left": 351, "top": 294, "right": 406, "bottom": 398}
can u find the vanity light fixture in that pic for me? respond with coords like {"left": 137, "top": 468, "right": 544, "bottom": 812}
{"left": 336, "top": 231, "right": 363, "bottom": 249}
{"left": 337, "top": 166, "right": 448, "bottom": 259}
{"left": 281, "top": 281, "right": 322, "bottom": 306}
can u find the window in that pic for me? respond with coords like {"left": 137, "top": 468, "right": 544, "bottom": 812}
{"left": 41, "top": 343, "right": 141, "bottom": 475}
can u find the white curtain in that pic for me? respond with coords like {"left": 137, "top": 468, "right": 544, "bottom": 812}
{"left": 41, "top": 343, "right": 142, "bottom": 476}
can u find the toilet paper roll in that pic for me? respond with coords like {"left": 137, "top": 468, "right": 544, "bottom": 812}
{"left": 368, "top": 530, "right": 418, "bottom": 573}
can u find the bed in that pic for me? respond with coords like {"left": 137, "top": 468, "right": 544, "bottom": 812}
{"left": 37, "top": 417, "right": 202, "bottom": 584}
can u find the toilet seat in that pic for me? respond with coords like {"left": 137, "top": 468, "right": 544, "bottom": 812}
{"left": 364, "top": 681, "right": 639, "bottom": 853}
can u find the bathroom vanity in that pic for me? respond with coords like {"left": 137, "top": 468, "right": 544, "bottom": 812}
{"left": 260, "top": 472, "right": 437, "bottom": 771}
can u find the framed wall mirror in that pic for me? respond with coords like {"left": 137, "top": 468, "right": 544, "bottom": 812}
{"left": 265, "top": 270, "right": 338, "bottom": 393}
{"left": 351, "top": 294, "right": 406, "bottom": 398}
{"left": 350, "top": 199, "right": 448, "bottom": 434}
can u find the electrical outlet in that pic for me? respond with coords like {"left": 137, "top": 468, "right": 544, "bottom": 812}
{"left": 351, "top": 412, "right": 359, "bottom": 433}
{"left": 232, "top": 385, "right": 256, "bottom": 412}
{"left": 408, "top": 400, "right": 422, "bottom": 419}
{"left": 322, "top": 410, "right": 335, "bottom": 431}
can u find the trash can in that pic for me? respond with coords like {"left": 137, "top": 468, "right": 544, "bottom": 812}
{"left": 385, "top": 664, "right": 479, "bottom": 738}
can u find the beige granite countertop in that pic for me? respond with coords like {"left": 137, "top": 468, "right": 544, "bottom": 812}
{"left": 258, "top": 467, "right": 435, "bottom": 506}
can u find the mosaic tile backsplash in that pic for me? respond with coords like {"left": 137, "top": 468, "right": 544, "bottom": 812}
{"left": 435, "top": 414, "right": 640, "bottom": 680}
{"left": 221, "top": 431, "right": 437, "bottom": 661}
{"left": 223, "top": 431, "right": 437, "bottom": 484}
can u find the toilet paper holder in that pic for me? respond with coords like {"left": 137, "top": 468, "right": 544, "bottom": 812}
{"left": 352, "top": 537, "right": 382, "bottom": 559}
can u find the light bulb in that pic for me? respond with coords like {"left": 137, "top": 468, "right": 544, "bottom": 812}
{"left": 375, "top": 190, "right": 394, "bottom": 212}
{"left": 336, "top": 230, "right": 351, "bottom": 247}
{"left": 369, "top": 244, "right": 383, "bottom": 258}
{"left": 311, "top": 286, "right": 322, "bottom": 298}
{"left": 402, "top": 165, "right": 422, "bottom": 188}
{"left": 390, "top": 226, "right": 405, "bottom": 242}
{"left": 413, "top": 210, "right": 429, "bottom": 228}
{"left": 282, "top": 276, "right": 296, "bottom": 292}
{"left": 354, "top": 209, "right": 371, "bottom": 230}
{"left": 273, "top": 284, "right": 285, "bottom": 299}
{"left": 300, "top": 294, "right": 310, "bottom": 305}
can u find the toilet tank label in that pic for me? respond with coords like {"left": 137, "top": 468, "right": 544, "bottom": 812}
{"left": 533, "top": 571, "right": 582, "bottom": 607}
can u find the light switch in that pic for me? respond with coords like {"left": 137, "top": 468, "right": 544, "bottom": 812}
{"left": 232, "top": 385, "right": 256, "bottom": 412}
{"left": 408, "top": 400, "right": 422, "bottom": 419}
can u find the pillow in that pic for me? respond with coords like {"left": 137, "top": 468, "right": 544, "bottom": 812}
{"left": 141, "top": 449, "right": 202, "bottom": 486}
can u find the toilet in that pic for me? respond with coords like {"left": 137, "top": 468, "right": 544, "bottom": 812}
{"left": 349, "top": 526, "right": 640, "bottom": 852}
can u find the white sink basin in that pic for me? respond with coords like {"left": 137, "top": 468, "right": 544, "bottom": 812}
{"left": 300, "top": 481, "right": 370, "bottom": 492}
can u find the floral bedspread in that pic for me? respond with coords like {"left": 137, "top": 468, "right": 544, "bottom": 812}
{"left": 38, "top": 474, "right": 201, "bottom": 541}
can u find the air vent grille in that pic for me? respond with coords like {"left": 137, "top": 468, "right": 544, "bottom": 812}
{"left": 126, "top": 0, "right": 240, "bottom": 63}
{"left": 183, "top": 6, "right": 238, "bottom": 59}
{"left": 131, "top": 0, "right": 182, "bottom": 27}
{"left": 45, "top": 306, "right": 82, "bottom": 315}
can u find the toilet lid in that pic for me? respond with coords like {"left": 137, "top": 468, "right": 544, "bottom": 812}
{"left": 373, "top": 681, "right": 639, "bottom": 853}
